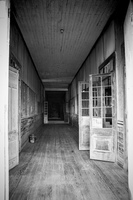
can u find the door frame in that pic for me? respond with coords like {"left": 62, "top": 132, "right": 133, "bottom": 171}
{"left": 0, "top": 1, "right": 10, "bottom": 199}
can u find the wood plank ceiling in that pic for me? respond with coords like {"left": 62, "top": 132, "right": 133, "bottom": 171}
{"left": 11, "top": 0, "right": 119, "bottom": 90}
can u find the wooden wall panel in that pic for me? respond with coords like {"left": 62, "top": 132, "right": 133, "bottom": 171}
{"left": 90, "top": 49, "right": 97, "bottom": 74}
{"left": 10, "top": 24, "right": 19, "bottom": 59}
{"left": 21, "top": 81, "right": 28, "bottom": 118}
{"left": 23, "top": 52, "right": 28, "bottom": 84}
{"left": 10, "top": 17, "right": 44, "bottom": 151}
{"left": 71, "top": 79, "right": 76, "bottom": 99}
{"left": 17, "top": 35, "right": 23, "bottom": 66}
{"left": 26, "top": 56, "right": 31, "bottom": 87}
{"left": 104, "top": 21, "right": 115, "bottom": 60}
{"left": 79, "top": 67, "right": 84, "bottom": 82}
{"left": 21, "top": 114, "right": 43, "bottom": 148}
{"left": 96, "top": 36, "right": 104, "bottom": 69}
{"left": 84, "top": 61, "right": 88, "bottom": 82}
{"left": 10, "top": 17, "right": 43, "bottom": 93}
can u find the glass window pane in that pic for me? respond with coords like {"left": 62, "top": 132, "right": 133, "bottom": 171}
{"left": 82, "top": 109, "right": 89, "bottom": 116}
{"left": 102, "top": 76, "right": 111, "bottom": 86}
{"left": 103, "top": 118, "right": 112, "bottom": 128}
{"left": 93, "top": 98, "right": 101, "bottom": 107}
{"left": 82, "top": 100, "right": 89, "bottom": 108}
{"left": 103, "top": 107, "right": 112, "bottom": 118}
{"left": 82, "top": 92, "right": 89, "bottom": 99}
{"left": 102, "top": 86, "right": 111, "bottom": 96}
{"left": 92, "top": 76, "right": 101, "bottom": 86}
{"left": 93, "top": 108, "right": 101, "bottom": 117}
{"left": 93, "top": 87, "right": 101, "bottom": 97}
{"left": 103, "top": 97, "right": 112, "bottom": 106}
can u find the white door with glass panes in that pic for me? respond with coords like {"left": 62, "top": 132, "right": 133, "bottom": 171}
{"left": 44, "top": 101, "right": 48, "bottom": 124}
{"left": 78, "top": 82, "right": 90, "bottom": 150}
{"left": 89, "top": 73, "right": 116, "bottom": 162}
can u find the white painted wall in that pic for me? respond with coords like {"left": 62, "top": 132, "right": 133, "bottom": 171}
{"left": 124, "top": 1, "right": 133, "bottom": 199}
{"left": 0, "top": 0, "right": 10, "bottom": 199}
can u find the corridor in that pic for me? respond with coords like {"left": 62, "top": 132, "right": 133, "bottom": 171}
{"left": 9, "top": 124, "right": 129, "bottom": 200}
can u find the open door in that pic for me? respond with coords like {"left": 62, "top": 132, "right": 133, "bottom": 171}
{"left": 8, "top": 67, "right": 19, "bottom": 170}
{"left": 89, "top": 73, "right": 116, "bottom": 162}
{"left": 78, "top": 82, "right": 90, "bottom": 150}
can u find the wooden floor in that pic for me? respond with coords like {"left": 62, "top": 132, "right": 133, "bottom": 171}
{"left": 9, "top": 124, "right": 130, "bottom": 200}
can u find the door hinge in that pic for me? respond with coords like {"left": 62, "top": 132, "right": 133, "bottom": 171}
{"left": 8, "top": 8, "right": 10, "bottom": 18}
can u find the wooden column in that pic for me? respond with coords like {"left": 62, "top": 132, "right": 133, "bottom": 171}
{"left": 0, "top": 0, "right": 10, "bottom": 199}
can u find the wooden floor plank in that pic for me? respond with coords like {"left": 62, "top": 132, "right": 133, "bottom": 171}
{"left": 9, "top": 124, "right": 130, "bottom": 200}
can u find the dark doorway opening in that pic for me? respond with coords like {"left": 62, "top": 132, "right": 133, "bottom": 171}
{"left": 45, "top": 91, "right": 66, "bottom": 122}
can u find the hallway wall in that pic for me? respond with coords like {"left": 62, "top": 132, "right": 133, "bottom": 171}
{"left": 68, "top": 20, "right": 115, "bottom": 128}
{"left": 68, "top": 1, "right": 129, "bottom": 169}
{"left": 10, "top": 16, "right": 44, "bottom": 149}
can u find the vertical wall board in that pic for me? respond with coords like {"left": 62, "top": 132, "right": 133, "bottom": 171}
{"left": 85, "top": 57, "right": 91, "bottom": 81}
{"left": 36, "top": 81, "right": 41, "bottom": 102}
{"left": 21, "top": 81, "right": 28, "bottom": 118}
{"left": 44, "top": 88, "right": 46, "bottom": 101}
{"left": 30, "top": 61, "right": 34, "bottom": 91}
{"left": 76, "top": 74, "right": 80, "bottom": 94}
{"left": 11, "top": 25, "right": 19, "bottom": 59}
{"left": 32, "top": 69, "right": 36, "bottom": 92}
{"left": 79, "top": 67, "right": 84, "bottom": 81}
{"left": 17, "top": 35, "right": 23, "bottom": 67}
{"left": 30, "top": 66, "right": 34, "bottom": 92}
{"left": 96, "top": 36, "right": 104, "bottom": 69}
{"left": 33, "top": 68, "right": 37, "bottom": 94}
{"left": 76, "top": 76, "right": 79, "bottom": 96}
{"left": 104, "top": 21, "right": 115, "bottom": 60}
{"left": 90, "top": 49, "right": 97, "bottom": 74}
{"left": 22, "top": 48, "right": 27, "bottom": 84}
{"left": 72, "top": 79, "right": 77, "bottom": 115}
{"left": 27, "top": 55, "right": 31, "bottom": 87}
{"left": 72, "top": 79, "right": 76, "bottom": 99}
{"left": 65, "top": 92, "right": 69, "bottom": 116}
{"left": 20, "top": 44, "right": 25, "bottom": 81}
{"left": 71, "top": 81, "right": 74, "bottom": 99}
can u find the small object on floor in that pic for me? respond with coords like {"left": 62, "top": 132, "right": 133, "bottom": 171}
{"left": 29, "top": 134, "right": 36, "bottom": 143}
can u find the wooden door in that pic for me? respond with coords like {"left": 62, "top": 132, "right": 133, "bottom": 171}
{"left": 90, "top": 73, "right": 116, "bottom": 162}
{"left": 78, "top": 82, "right": 90, "bottom": 150}
{"left": 44, "top": 101, "right": 48, "bottom": 124}
{"left": 8, "top": 67, "right": 19, "bottom": 170}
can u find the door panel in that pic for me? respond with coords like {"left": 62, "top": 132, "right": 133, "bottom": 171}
{"left": 44, "top": 101, "right": 48, "bottom": 124}
{"left": 90, "top": 73, "right": 116, "bottom": 162}
{"left": 9, "top": 68, "right": 19, "bottom": 170}
{"left": 78, "top": 82, "right": 90, "bottom": 150}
